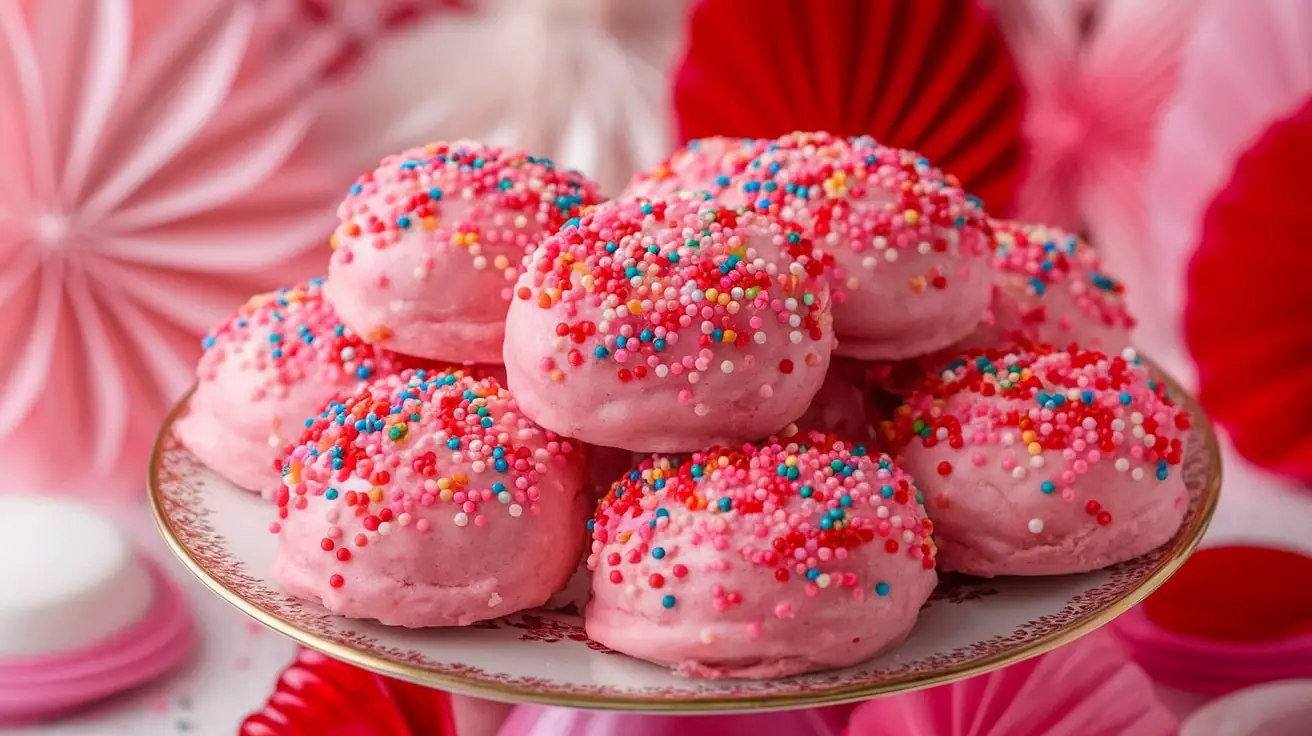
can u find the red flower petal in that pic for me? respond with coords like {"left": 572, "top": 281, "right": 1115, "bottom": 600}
{"left": 1185, "top": 100, "right": 1312, "bottom": 486}
{"left": 1143, "top": 546, "right": 1312, "bottom": 642}
{"left": 239, "top": 649, "right": 456, "bottom": 736}
{"left": 673, "top": 0, "right": 1027, "bottom": 215}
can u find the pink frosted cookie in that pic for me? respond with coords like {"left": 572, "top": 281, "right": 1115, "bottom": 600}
{"left": 585, "top": 434, "right": 937, "bottom": 679}
{"left": 962, "top": 220, "right": 1135, "bottom": 352}
{"left": 789, "top": 362, "right": 876, "bottom": 444}
{"left": 176, "top": 280, "right": 404, "bottom": 494}
{"left": 725, "top": 132, "right": 993, "bottom": 360}
{"left": 272, "top": 369, "right": 588, "bottom": 627}
{"left": 326, "top": 141, "right": 603, "bottom": 364}
{"left": 622, "top": 137, "right": 760, "bottom": 199}
{"left": 503, "top": 194, "right": 835, "bottom": 452}
{"left": 882, "top": 346, "right": 1190, "bottom": 577}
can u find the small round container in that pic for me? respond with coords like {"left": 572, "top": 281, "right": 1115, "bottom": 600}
{"left": 1112, "top": 545, "right": 1312, "bottom": 695}
{"left": 0, "top": 497, "right": 196, "bottom": 724}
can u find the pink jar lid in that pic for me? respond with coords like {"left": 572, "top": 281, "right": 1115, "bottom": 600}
{"left": 0, "top": 560, "right": 196, "bottom": 724}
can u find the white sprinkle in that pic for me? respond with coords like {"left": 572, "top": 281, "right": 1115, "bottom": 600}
{"left": 377, "top": 521, "right": 392, "bottom": 536}
{"left": 509, "top": 504, "right": 523, "bottom": 517}
{"left": 861, "top": 256, "right": 877, "bottom": 270}
{"left": 876, "top": 506, "right": 890, "bottom": 519}
{"left": 917, "top": 241, "right": 932, "bottom": 255}
{"left": 1030, "top": 455, "right": 1046, "bottom": 468}
{"left": 1143, "top": 434, "right": 1156, "bottom": 448}
{"left": 1028, "top": 518, "right": 1045, "bottom": 534}
{"left": 1001, "top": 432, "right": 1015, "bottom": 446}
{"left": 1012, "top": 467, "right": 1027, "bottom": 479}
{"left": 489, "top": 592, "right": 502, "bottom": 607}
{"left": 454, "top": 512, "right": 470, "bottom": 527}
{"left": 885, "top": 249, "right": 899, "bottom": 262}
{"left": 790, "top": 331, "right": 803, "bottom": 344}
{"left": 721, "top": 360, "right": 734, "bottom": 374}
{"left": 1115, "top": 458, "right": 1130, "bottom": 472}
{"left": 754, "top": 332, "right": 767, "bottom": 344}
{"left": 902, "top": 529, "right": 915, "bottom": 543}
{"left": 1131, "top": 468, "right": 1144, "bottom": 481}
{"left": 816, "top": 574, "right": 832, "bottom": 588}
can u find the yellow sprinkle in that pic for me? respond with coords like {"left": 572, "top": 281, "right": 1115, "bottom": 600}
{"left": 651, "top": 468, "right": 663, "bottom": 479}
{"left": 453, "top": 473, "right": 468, "bottom": 485}
{"left": 627, "top": 300, "right": 642, "bottom": 314}
{"left": 705, "top": 288, "right": 719, "bottom": 302}
{"left": 439, "top": 489, "right": 454, "bottom": 502}
{"left": 329, "top": 233, "right": 339, "bottom": 250}
{"left": 1021, "top": 430, "right": 1037, "bottom": 443}
{"left": 618, "top": 531, "right": 632, "bottom": 544}
{"left": 785, "top": 455, "right": 798, "bottom": 467}
{"left": 422, "top": 216, "right": 438, "bottom": 231}
{"left": 437, "top": 478, "right": 452, "bottom": 490}
{"left": 549, "top": 369, "right": 565, "bottom": 383}
{"left": 904, "top": 210, "right": 920, "bottom": 225}
{"left": 722, "top": 329, "right": 737, "bottom": 343}
{"left": 368, "top": 487, "right": 384, "bottom": 503}
{"left": 717, "top": 293, "right": 730, "bottom": 306}
{"left": 1028, "top": 442, "right": 1043, "bottom": 456}
{"left": 909, "top": 276, "right": 927, "bottom": 293}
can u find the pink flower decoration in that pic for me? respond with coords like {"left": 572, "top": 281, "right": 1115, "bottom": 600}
{"left": 994, "top": 0, "right": 1201, "bottom": 282}
{"left": 845, "top": 630, "right": 1177, "bottom": 736}
{"left": 0, "top": 0, "right": 345, "bottom": 498}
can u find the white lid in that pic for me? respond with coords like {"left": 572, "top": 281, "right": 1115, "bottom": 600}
{"left": 0, "top": 497, "right": 154, "bottom": 658}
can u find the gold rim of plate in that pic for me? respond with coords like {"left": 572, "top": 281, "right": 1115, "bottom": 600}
{"left": 149, "top": 360, "right": 1222, "bottom": 712}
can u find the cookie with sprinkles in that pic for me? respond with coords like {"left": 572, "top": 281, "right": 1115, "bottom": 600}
{"left": 621, "top": 136, "right": 762, "bottom": 200}
{"left": 176, "top": 279, "right": 404, "bottom": 495}
{"left": 882, "top": 345, "right": 1190, "bottom": 577}
{"left": 960, "top": 220, "right": 1135, "bottom": 352}
{"left": 325, "top": 140, "right": 603, "bottom": 364}
{"left": 725, "top": 131, "right": 994, "bottom": 361}
{"left": 584, "top": 432, "right": 937, "bottom": 679}
{"left": 502, "top": 193, "right": 836, "bottom": 452}
{"left": 271, "top": 369, "right": 589, "bottom": 627}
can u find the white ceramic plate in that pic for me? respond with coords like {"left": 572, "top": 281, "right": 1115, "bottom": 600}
{"left": 151, "top": 380, "right": 1220, "bottom": 713}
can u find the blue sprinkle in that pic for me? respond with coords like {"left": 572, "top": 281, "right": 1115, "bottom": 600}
{"left": 881, "top": 485, "right": 894, "bottom": 498}
{"left": 718, "top": 498, "right": 732, "bottom": 512}
{"left": 586, "top": 519, "right": 596, "bottom": 532}
{"left": 1120, "top": 392, "right": 1133, "bottom": 405}
{"left": 1041, "top": 481, "right": 1055, "bottom": 494}
{"left": 494, "top": 458, "right": 509, "bottom": 472}
{"left": 652, "top": 547, "right": 666, "bottom": 559}
{"left": 350, "top": 183, "right": 362, "bottom": 195}
{"left": 1081, "top": 390, "right": 1095, "bottom": 405}
{"left": 806, "top": 568, "right": 820, "bottom": 581}
{"left": 661, "top": 595, "right": 677, "bottom": 609}
{"left": 396, "top": 215, "right": 411, "bottom": 228}
{"left": 875, "top": 582, "right": 890, "bottom": 596}
{"left": 799, "top": 486, "right": 813, "bottom": 498}
{"left": 652, "top": 338, "right": 666, "bottom": 352}
{"left": 840, "top": 495, "right": 853, "bottom": 507}
{"left": 594, "top": 346, "right": 610, "bottom": 359}
{"left": 656, "top": 508, "right": 670, "bottom": 518}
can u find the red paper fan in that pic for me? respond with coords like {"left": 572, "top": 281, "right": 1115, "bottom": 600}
{"left": 1185, "top": 100, "right": 1312, "bottom": 485}
{"left": 239, "top": 649, "right": 456, "bottom": 736}
{"left": 673, "top": 0, "right": 1027, "bottom": 214}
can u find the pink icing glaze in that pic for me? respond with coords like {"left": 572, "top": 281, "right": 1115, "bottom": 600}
{"left": 176, "top": 280, "right": 404, "bottom": 494}
{"left": 272, "top": 369, "right": 588, "bottom": 627}
{"left": 503, "top": 194, "right": 835, "bottom": 452}
{"left": 621, "top": 137, "right": 760, "bottom": 199}
{"left": 326, "top": 141, "right": 603, "bottom": 363}
{"left": 960, "top": 220, "right": 1136, "bottom": 352}
{"left": 585, "top": 434, "right": 937, "bottom": 679}
{"left": 719, "top": 133, "right": 993, "bottom": 360}
{"left": 883, "top": 346, "right": 1190, "bottom": 577}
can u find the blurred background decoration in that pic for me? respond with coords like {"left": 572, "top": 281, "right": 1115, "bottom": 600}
{"left": 1146, "top": 0, "right": 1312, "bottom": 487}
{"left": 301, "top": 0, "right": 686, "bottom": 195}
{"left": 0, "top": 0, "right": 344, "bottom": 498}
{"left": 672, "top": 0, "right": 1026, "bottom": 216}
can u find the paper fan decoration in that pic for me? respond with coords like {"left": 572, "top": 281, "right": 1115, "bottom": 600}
{"left": 844, "top": 630, "right": 1177, "bottom": 736}
{"left": 499, "top": 705, "right": 847, "bottom": 736}
{"left": 673, "top": 0, "right": 1026, "bottom": 214}
{"left": 1143, "top": 0, "right": 1312, "bottom": 484}
{"left": 992, "top": 0, "right": 1201, "bottom": 287}
{"left": 302, "top": 0, "right": 685, "bottom": 194}
{"left": 239, "top": 648, "right": 457, "bottom": 735}
{"left": 0, "top": 0, "right": 344, "bottom": 498}
{"left": 275, "top": 0, "right": 469, "bottom": 76}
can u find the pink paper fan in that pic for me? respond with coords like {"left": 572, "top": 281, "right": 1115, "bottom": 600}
{"left": 845, "top": 630, "right": 1177, "bottom": 736}
{"left": 0, "top": 0, "right": 346, "bottom": 498}
{"left": 1143, "top": 0, "right": 1312, "bottom": 482}
{"left": 499, "top": 705, "right": 849, "bottom": 736}
{"left": 993, "top": 0, "right": 1201, "bottom": 291}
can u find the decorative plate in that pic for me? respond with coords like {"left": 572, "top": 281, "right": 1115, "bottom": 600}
{"left": 151, "top": 367, "right": 1220, "bottom": 713}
